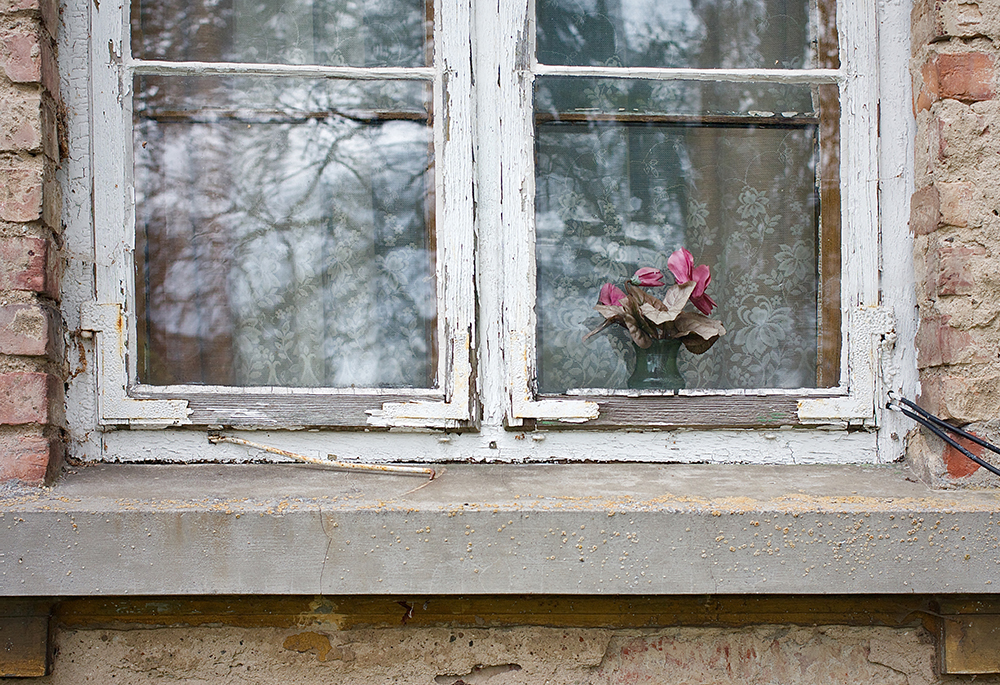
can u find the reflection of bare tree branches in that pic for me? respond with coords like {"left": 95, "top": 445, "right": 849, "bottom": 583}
{"left": 135, "top": 74, "right": 434, "bottom": 387}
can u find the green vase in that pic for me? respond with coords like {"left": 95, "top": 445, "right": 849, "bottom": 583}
{"left": 628, "top": 338, "right": 685, "bottom": 390}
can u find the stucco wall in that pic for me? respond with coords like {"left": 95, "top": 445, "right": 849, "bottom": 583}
{"left": 6, "top": 623, "right": 948, "bottom": 685}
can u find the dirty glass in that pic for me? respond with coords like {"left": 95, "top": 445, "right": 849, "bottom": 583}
{"left": 535, "top": 0, "right": 840, "bottom": 392}
{"left": 537, "top": 0, "right": 818, "bottom": 69}
{"left": 133, "top": 75, "right": 435, "bottom": 388}
{"left": 132, "top": 0, "right": 429, "bottom": 67}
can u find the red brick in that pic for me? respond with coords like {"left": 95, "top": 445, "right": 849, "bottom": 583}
{"left": 0, "top": 22, "right": 40, "bottom": 83}
{"left": 0, "top": 432, "right": 60, "bottom": 483}
{"left": 936, "top": 241, "right": 985, "bottom": 295}
{"left": 930, "top": 53, "right": 995, "bottom": 105}
{"left": 0, "top": 432, "right": 61, "bottom": 484}
{"left": 940, "top": 52, "right": 994, "bottom": 101}
{"left": 0, "top": 159, "right": 42, "bottom": 221}
{"left": 0, "top": 303, "right": 58, "bottom": 357}
{"left": 916, "top": 59, "right": 939, "bottom": 113}
{"left": 0, "top": 236, "right": 57, "bottom": 297}
{"left": 0, "top": 371, "right": 62, "bottom": 425}
{"left": 910, "top": 185, "right": 941, "bottom": 235}
{"left": 942, "top": 433, "right": 984, "bottom": 478}
{"left": 0, "top": 21, "right": 56, "bottom": 92}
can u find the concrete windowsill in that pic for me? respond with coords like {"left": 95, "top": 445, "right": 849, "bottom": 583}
{"left": 1, "top": 463, "right": 999, "bottom": 596}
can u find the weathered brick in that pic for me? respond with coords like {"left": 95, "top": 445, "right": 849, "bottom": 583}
{"left": 940, "top": 0, "right": 987, "bottom": 38}
{"left": 0, "top": 236, "right": 58, "bottom": 298}
{"left": 0, "top": 432, "right": 61, "bottom": 484}
{"left": 911, "top": 0, "right": 947, "bottom": 52}
{"left": 41, "top": 155, "right": 59, "bottom": 227}
{"left": 0, "top": 157, "right": 42, "bottom": 221}
{"left": 919, "top": 52, "right": 996, "bottom": 112}
{"left": 0, "top": 0, "right": 59, "bottom": 39}
{"left": 909, "top": 185, "right": 941, "bottom": 235}
{"left": 937, "top": 180, "right": 976, "bottom": 227}
{"left": 921, "top": 373, "right": 1000, "bottom": 422}
{"left": 936, "top": 240, "right": 986, "bottom": 295}
{"left": 915, "top": 313, "right": 992, "bottom": 367}
{"left": 938, "top": 52, "right": 995, "bottom": 102}
{"left": 0, "top": 20, "right": 57, "bottom": 92}
{"left": 935, "top": 101, "right": 987, "bottom": 161}
{"left": 0, "top": 303, "right": 59, "bottom": 357}
{"left": 0, "top": 88, "right": 43, "bottom": 153}
{"left": 0, "top": 371, "right": 62, "bottom": 425}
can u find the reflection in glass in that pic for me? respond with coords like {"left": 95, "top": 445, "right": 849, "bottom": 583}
{"left": 535, "top": 85, "right": 825, "bottom": 391}
{"left": 132, "top": 0, "right": 429, "bottom": 67}
{"left": 536, "top": 77, "right": 816, "bottom": 119}
{"left": 537, "top": 0, "right": 818, "bottom": 69}
{"left": 134, "top": 76, "right": 435, "bottom": 387}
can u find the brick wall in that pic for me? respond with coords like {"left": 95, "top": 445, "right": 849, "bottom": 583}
{"left": 910, "top": 0, "right": 1000, "bottom": 484}
{"left": 0, "top": 0, "right": 63, "bottom": 485}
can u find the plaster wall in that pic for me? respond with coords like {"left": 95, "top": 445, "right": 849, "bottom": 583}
{"left": 5, "top": 623, "right": 948, "bottom": 685}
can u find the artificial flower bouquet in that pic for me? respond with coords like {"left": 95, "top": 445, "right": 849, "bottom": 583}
{"left": 584, "top": 248, "right": 726, "bottom": 354}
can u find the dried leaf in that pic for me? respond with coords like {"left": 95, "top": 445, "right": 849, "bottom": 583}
{"left": 594, "top": 304, "right": 625, "bottom": 321}
{"left": 674, "top": 312, "right": 727, "bottom": 353}
{"left": 675, "top": 311, "right": 726, "bottom": 338}
{"left": 658, "top": 281, "right": 696, "bottom": 318}
{"left": 623, "top": 311, "right": 653, "bottom": 348}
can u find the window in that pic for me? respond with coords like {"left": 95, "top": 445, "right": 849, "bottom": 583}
{"left": 74, "top": 0, "right": 906, "bottom": 462}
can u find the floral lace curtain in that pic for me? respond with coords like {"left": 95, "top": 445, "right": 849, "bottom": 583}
{"left": 535, "top": 0, "right": 832, "bottom": 392}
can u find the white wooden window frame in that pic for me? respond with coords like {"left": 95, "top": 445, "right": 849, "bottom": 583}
{"left": 70, "top": 0, "right": 916, "bottom": 464}
{"left": 82, "top": 0, "right": 477, "bottom": 430}
{"left": 487, "top": 0, "right": 896, "bottom": 430}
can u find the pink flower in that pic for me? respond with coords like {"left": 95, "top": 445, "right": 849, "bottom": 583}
{"left": 667, "top": 248, "right": 717, "bottom": 315}
{"left": 598, "top": 283, "right": 627, "bottom": 306}
{"left": 630, "top": 267, "right": 664, "bottom": 287}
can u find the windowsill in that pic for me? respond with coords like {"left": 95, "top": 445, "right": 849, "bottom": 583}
{"left": 1, "top": 462, "right": 998, "bottom": 596}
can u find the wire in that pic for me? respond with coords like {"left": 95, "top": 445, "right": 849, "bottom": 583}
{"left": 887, "top": 391, "right": 1000, "bottom": 478}
{"left": 208, "top": 435, "right": 436, "bottom": 480}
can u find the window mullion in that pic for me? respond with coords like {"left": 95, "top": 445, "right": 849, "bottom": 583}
{"left": 129, "top": 59, "right": 435, "bottom": 81}
{"left": 367, "top": 0, "right": 477, "bottom": 428}
{"left": 499, "top": 0, "right": 598, "bottom": 425}
{"left": 797, "top": 0, "right": 890, "bottom": 427}
{"left": 534, "top": 64, "right": 841, "bottom": 84}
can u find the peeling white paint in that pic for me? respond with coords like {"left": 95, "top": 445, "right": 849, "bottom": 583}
{"left": 61, "top": 0, "right": 915, "bottom": 464}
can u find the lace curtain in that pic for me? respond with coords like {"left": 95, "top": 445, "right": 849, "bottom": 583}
{"left": 535, "top": 0, "right": 833, "bottom": 392}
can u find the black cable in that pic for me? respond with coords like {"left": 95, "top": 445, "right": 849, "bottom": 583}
{"left": 890, "top": 392, "right": 1000, "bottom": 458}
{"left": 887, "top": 392, "right": 1000, "bottom": 478}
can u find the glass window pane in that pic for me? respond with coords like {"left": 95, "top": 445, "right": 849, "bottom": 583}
{"left": 537, "top": 0, "right": 833, "bottom": 70}
{"left": 132, "top": 0, "right": 430, "bottom": 67}
{"left": 535, "top": 81, "right": 836, "bottom": 392}
{"left": 134, "top": 75, "right": 435, "bottom": 388}
{"left": 536, "top": 77, "right": 817, "bottom": 118}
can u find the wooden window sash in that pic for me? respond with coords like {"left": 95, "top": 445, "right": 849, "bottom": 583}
{"left": 88, "top": 0, "right": 476, "bottom": 429}
{"left": 501, "top": 0, "right": 888, "bottom": 429}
